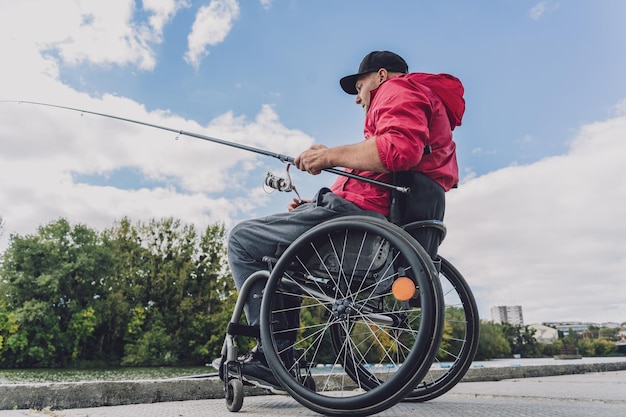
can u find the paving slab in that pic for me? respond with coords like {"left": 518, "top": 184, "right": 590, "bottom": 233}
{"left": 0, "top": 370, "right": 624, "bottom": 417}
{"left": 2, "top": 358, "right": 626, "bottom": 411}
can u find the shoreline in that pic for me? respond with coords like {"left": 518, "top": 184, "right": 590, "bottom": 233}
{"left": 1, "top": 357, "right": 625, "bottom": 410}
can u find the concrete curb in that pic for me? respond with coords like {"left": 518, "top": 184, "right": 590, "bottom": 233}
{"left": 460, "top": 360, "right": 626, "bottom": 381}
{"left": 1, "top": 361, "right": 626, "bottom": 410}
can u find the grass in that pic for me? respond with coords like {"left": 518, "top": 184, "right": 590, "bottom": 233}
{"left": 0, "top": 366, "right": 213, "bottom": 384}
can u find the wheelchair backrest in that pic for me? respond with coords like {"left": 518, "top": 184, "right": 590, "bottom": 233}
{"left": 389, "top": 171, "right": 447, "bottom": 259}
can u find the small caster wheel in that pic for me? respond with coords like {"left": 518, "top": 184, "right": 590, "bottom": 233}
{"left": 226, "top": 378, "right": 244, "bottom": 412}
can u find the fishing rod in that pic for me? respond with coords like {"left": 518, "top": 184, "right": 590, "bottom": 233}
{"left": 5, "top": 100, "right": 409, "bottom": 194}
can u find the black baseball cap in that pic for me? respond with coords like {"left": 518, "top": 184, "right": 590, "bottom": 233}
{"left": 340, "top": 51, "right": 409, "bottom": 95}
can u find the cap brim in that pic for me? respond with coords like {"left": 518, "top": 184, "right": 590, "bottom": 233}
{"left": 339, "top": 73, "right": 361, "bottom": 95}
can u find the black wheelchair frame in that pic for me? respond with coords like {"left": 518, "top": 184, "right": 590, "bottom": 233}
{"left": 217, "top": 178, "right": 479, "bottom": 416}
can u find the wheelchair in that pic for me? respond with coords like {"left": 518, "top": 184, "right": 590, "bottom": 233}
{"left": 218, "top": 173, "right": 479, "bottom": 416}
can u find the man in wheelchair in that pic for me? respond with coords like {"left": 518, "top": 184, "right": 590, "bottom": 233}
{"left": 222, "top": 50, "right": 465, "bottom": 393}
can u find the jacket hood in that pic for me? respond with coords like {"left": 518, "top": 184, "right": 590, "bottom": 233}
{"left": 407, "top": 72, "right": 465, "bottom": 130}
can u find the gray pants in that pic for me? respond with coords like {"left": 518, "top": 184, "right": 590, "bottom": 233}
{"left": 228, "top": 188, "right": 385, "bottom": 327}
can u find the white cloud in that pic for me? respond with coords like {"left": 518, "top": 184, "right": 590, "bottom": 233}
{"left": 143, "top": 0, "right": 191, "bottom": 35}
{"left": 259, "top": 0, "right": 273, "bottom": 10}
{"left": 51, "top": 1, "right": 156, "bottom": 69}
{"left": 529, "top": 2, "right": 547, "bottom": 20}
{"left": 613, "top": 98, "right": 626, "bottom": 116}
{"left": 0, "top": 95, "right": 314, "bottom": 251}
{"left": 517, "top": 134, "right": 534, "bottom": 144}
{"left": 0, "top": 0, "right": 313, "bottom": 252}
{"left": 471, "top": 147, "right": 496, "bottom": 156}
{"left": 441, "top": 109, "right": 626, "bottom": 324}
{"left": 184, "top": 0, "right": 240, "bottom": 69}
{"left": 529, "top": 1, "right": 559, "bottom": 21}
{"left": 0, "top": 0, "right": 188, "bottom": 72}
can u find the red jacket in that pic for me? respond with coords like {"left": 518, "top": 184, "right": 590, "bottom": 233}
{"left": 331, "top": 72, "right": 465, "bottom": 216}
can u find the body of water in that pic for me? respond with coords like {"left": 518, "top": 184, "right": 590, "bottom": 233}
{"left": 1, "top": 356, "right": 625, "bottom": 384}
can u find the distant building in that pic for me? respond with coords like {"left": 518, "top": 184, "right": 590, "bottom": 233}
{"left": 528, "top": 323, "right": 559, "bottom": 343}
{"left": 549, "top": 322, "right": 591, "bottom": 335}
{"left": 491, "top": 305, "right": 524, "bottom": 325}
{"left": 540, "top": 321, "right": 626, "bottom": 336}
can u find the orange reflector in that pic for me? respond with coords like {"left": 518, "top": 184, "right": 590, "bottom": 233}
{"left": 392, "top": 277, "right": 416, "bottom": 301}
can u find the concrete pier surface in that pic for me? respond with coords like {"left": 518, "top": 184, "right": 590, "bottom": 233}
{"left": 1, "top": 357, "right": 625, "bottom": 416}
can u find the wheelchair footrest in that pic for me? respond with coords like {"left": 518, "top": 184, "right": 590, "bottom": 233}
{"left": 227, "top": 322, "right": 260, "bottom": 338}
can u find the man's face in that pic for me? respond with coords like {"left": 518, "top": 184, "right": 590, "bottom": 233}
{"left": 355, "top": 72, "right": 381, "bottom": 113}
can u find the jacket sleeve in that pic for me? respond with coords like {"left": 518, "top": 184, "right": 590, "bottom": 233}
{"left": 371, "top": 81, "right": 432, "bottom": 172}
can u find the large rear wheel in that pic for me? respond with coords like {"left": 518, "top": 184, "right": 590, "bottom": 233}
{"left": 260, "top": 216, "right": 443, "bottom": 416}
{"left": 404, "top": 256, "right": 479, "bottom": 401}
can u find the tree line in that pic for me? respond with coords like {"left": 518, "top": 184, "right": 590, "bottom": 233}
{"left": 0, "top": 217, "right": 237, "bottom": 368}
{"left": 0, "top": 217, "right": 621, "bottom": 369}
{"left": 475, "top": 321, "right": 619, "bottom": 360}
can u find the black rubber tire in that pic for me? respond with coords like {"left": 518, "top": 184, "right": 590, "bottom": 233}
{"left": 260, "top": 216, "right": 443, "bottom": 416}
{"left": 403, "top": 256, "right": 480, "bottom": 401}
{"left": 226, "top": 378, "right": 244, "bottom": 412}
{"left": 321, "top": 216, "right": 479, "bottom": 401}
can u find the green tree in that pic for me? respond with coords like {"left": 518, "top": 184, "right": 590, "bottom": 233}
{"left": 0, "top": 219, "right": 114, "bottom": 367}
{"left": 599, "top": 327, "right": 619, "bottom": 341}
{"left": 561, "top": 328, "right": 578, "bottom": 353}
{"left": 180, "top": 222, "right": 237, "bottom": 362}
{"left": 121, "top": 312, "right": 175, "bottom": 366}
{"left": 592, "top": 338, "right": 617, "bottom": 356}
{"left": 475, "top": 321, "right": 510, "bottom": 360}
{"left": 0, "top": 299, "right": 20, "bottom": 364}
{"left": 543, "top": 327, "right": 619, "bottom": 358}
{"left": 538, "top": 339, "right": 563, "bottom": 357}
{"left": 68, "top": 306, "right": 97, "bottom": 360}
{"left": 107, "top": 218, "right": 236, "bottom": 366}
{"left": 1, "top": 216, "right": 237, "bottom": 368}
{"left": 501, "top": 323, "right": 541, "bottom": 358}
{"left": 585, "top": 325, "right": 600, "bottom": 339}
{"left": 438, "top": 307, "right": 468, "bottom": 361}
{"left": 98, "top": 217, "right": 148, "bottom": 362}
{"left": 577, "top": 338, "right": 595, "bottom": 356}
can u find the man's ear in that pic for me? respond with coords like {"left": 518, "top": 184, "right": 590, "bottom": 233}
{"left": 378, "top": 68, "right": 388, "bottom": 82}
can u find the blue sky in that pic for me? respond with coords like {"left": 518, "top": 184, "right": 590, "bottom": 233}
{"left": 52, "top": 1, "right": 626, "bottom": 177}
{"left": 1, "top": 0, "right": 625, "bottom": 325}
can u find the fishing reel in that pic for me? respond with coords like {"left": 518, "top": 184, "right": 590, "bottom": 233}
{"left": 264, "top": 164, "right": 302, "bottom": 201}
